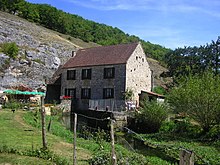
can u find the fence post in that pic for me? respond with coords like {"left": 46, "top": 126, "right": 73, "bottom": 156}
{"left": 73, "top": 113, "right": 77, "bottom": 165}
{"left": 179, "top": 149, "right": 194, "bottom": 165}
{"left": 40, "top": 96, "right": 47, "bottom": 150}
{"left": 110, "top": 119, "right": 117, "bottom": 165}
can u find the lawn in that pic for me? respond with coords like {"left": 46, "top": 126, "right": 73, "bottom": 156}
{"left": 0, "top": 153, "right": 53, "bottom": 165}
{"left": 0, "top": 109, "right": 91, "bottom": 164}
{"left": 2, "top": 109, "right": 217, "bottom": 165}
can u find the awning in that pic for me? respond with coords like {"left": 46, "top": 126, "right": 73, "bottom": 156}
{"left": 3, "top": 90, "right": 46, "bottom": 96}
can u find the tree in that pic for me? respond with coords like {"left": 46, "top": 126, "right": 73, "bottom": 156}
{"left": 6, "top": 0, "right": 25, "bottom": 14}
{"left": 164, "top": 36, "right": 220, "bottom": 79}
{"left": 168, "top": 72, "right": 220, "bottom": 132}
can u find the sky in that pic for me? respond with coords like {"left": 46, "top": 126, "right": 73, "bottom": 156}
{"left": 26, "top": 0, "right": 220, "bottom": 49}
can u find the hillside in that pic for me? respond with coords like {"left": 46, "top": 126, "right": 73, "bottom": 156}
{"left": 0, "top": 11, "right": 170, "bottom": 91}
{"left": 0, "top": 11, "right": 98, "bottom": 90}
{"left": 0, "top": 1, "right": 171, "bottom": 62}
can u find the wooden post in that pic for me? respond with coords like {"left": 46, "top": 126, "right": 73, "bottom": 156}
{"left": 41, "top": 96, "right": 47, "bottom": 150}
{"left": 179, "top": 149, "right": 194, "bottom": 165}
{"left": 110, "top": 119, "right": 117, "bottom": 165}
{"left": 73, "top": 113, "right": 77, "bottom": 165}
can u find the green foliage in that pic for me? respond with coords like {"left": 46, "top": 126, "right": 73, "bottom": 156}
{"left": 165, "top": 36, "right": 220, "bottom": 78}
{"left": 152, "top": 86, "right": 167, "bottom": 95}
{"left": 0, "top": 1, "right": 170, "bottom": 62}
{"left": 160, "top": 120, "right": 202, "bottom": 138}
{"left": 205, "top": 125, "right": 220, "bottom": 140}
{"left": 135, "top": 100, "right": 169, "bottom": 133}
{"left": 159, "top": 121, "right": 176, "bottom": 133}
{"left": 23, "top": 111, "right": 73, "bottom": 143}
{"left": 0, "top": 42, "right": 19, "bottom": 59}
{"left": 124, "top": 88, "right": 134, "bottom": 101}
{"left": 89, "top": 150, "right": 149, "bottom": 165}
{"left": 2, "top": 100, "right": 24, "bottom": 109}
{"left": 0, "top": 0, "right": 25, "bottom": 14}
{"left": 89, "top": 151, "right": 110, "bottom": 165}
{"left": 138, "top": 132, "right": 220, "bottom": 165}
{"left": 168, "top": 72, "right": 220, "bottom": 132}
{"left": 0, "top": 145, "right": 69, "bottom": 165}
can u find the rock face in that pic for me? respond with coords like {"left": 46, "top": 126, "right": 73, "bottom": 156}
{"left": 0, "top": 11, "right": 95, "bottom": 90}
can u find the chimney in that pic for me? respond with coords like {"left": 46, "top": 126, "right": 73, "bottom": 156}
{"left": 72, "top": 50, "right": 76, "bottom": 57}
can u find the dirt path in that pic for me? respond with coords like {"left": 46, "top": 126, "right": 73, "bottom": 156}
{"left": 14, "top": 111, "right": 33, "bottom": 129}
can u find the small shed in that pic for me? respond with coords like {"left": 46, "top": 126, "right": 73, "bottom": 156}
{"left": 139, "top": 90, "right": 165, "bottom": 103}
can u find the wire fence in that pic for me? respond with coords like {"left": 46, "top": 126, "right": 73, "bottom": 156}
{"left": 73, "top": 113, "right": 212, "bottom": 165}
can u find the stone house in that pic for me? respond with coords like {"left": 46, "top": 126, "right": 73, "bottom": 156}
{"left": 61, "top": 42, "right": 152, "bottom": 111}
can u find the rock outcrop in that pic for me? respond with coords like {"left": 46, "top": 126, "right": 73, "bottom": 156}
{"left": 0, "top": 11, "right": 96, "bottom": 90}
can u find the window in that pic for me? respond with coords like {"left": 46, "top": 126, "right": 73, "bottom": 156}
{"left": 67, "top": 70, "right": 76, "bottom": 80}
{"left": 104, "top": 67, "right": 115, "bottom": 79}
{"left": 103, "top": 88, "right": 114, "bottom": 99}
{"left": 82, "top": 69, "right": 91, "bottom": 80}
{"left": 64, "top": 88, "right": 76, "bottom": 98}
{"left": 81, "top": 88, "right": 91, "bottom": 99}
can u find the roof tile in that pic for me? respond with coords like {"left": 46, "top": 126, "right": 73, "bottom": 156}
{"left": 62, "top": 42, "right": 139, "bottom": 68}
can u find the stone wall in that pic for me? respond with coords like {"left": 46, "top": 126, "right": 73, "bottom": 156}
{"left": 61, "top": 64, "right": 126, "bottom": 109}
{"left": 126, "top": 43, "right": 152, "bottom": 102}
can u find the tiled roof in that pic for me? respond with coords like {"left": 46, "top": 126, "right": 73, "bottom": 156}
{"left": 62, "top": 42, "right": 139, "bottom": 68}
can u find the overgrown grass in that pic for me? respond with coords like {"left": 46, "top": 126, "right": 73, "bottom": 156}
{"left": 134, "top": 132, "right": 220, "bottom": 164}
{"left": 23, "top": 110, "right": 175, "bottom": 164}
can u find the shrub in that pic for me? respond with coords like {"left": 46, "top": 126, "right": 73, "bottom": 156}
{"left": 3, "top": 100, "right": 22, "bottom": 109}
{"left": 160, "top": 119, "right": 202, "bottom": 138}
{"left": 205, "top": 125, "right": 220, "bottom": 140}
{"left": 89, "top": 150, "right": 149, "bottom": 165}
{"left": 134, "top": 100, "right": 170, "bottom": 133}
{"left": 153, "top": 86, "right": 167, "bottom": 95}
{"left": 159, "top": 121, "right": 176, "bottom": 133}
{"left": 0, "top": 42, "right": 19, "bottom": 59}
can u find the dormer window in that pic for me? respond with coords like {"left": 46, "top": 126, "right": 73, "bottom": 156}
{"left": 67, "top": 70, "right": 76, "bottom": 80}
{"left": 82, "top": 69, "right": 91, "bottom": 80}
{"left": 104, "top": 67, "right": 115, "bottom": 79}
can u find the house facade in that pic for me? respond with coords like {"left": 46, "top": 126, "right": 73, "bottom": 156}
{"left": 61, "top": 42, "right": 151, "bottom": 111}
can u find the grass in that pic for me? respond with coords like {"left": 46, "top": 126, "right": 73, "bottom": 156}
{"left": 0, "top": 109, "right": 174, "bottom": 164}
{"left": 0, "top": 153, "right": 53, "bottom": 165}
{"left": 0, "top": 109, "right": 91, "bottom": 164}
{"left": 3, "top": 108, "right": 215, "bottom": 165}
{"left": 135, "top": 133, "right": 220, "bottom": 164}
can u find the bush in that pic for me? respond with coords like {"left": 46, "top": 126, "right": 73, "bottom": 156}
{"left": 153, "top": 86, "right": 167, "bottom": 95}
{"left": 0, "top": 42, "right": 19, "bottom": 59}
{"left": 205, "top": 125, "right": 220, "bottom": 140}
{"left": 159, "top": 121, "right": 176, "bottom": 133}
{"left": 134, "top": 100, "right": 170, "bottom": 133}
{"left": 89, "top": 151, "right": 110, "bottom": 165}
{"left": 89, "top": 150, "right": 148, "bottom": 165}
{"left": 3, "top": 100, "right": 22, "bottom": 109}
{"left": 160, "top": 119, "right": 202, "bottom": 138}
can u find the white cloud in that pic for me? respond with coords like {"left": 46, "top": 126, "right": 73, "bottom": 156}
{"left": 65, "top": 0, "right": 220, "bottom": 18}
